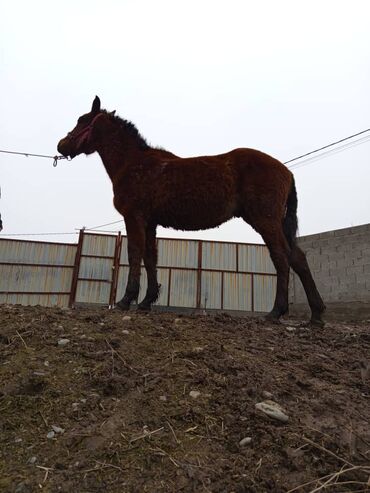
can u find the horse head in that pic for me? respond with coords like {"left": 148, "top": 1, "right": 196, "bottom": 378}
{"left": 57, "top": 96, "right": 115, "bottom": 159}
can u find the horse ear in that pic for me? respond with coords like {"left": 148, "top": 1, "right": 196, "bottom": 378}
{"left": 110, "top": 110, "right": 116, "bottom": 116}
{"left": 91, "top": 96, "right": 101, "bottom": 113}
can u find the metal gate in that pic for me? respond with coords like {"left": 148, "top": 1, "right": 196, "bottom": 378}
{"left": 70, "top": 231, "right": 122, "bottom": 307}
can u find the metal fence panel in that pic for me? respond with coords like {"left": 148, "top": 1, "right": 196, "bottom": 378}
{"left": 0, "top": 293, "right": 69, "bottom": 307}
{"left": 253, "top": 275, "right": 276, "bottom": 312}
{"left": 169, "top": 269, "right": 197, "bottom": 307}
{"left": 223, "top": 272, "right": 252, "bottom": 311}
{"left": 0, "top": 264, "right": 73, "bottom": 293}
{"left": 157, "top": 239, "right": 199, "bottom": 268}
{"left": 202, "top": 241, "right": 236, "bottom": 271}
{"left": 79, "top": 257, "right": 113, "bottom": 281}
{"left": 82, "top": 233, "right": 116, "bottom": 257}
{"left": 238, "top": 244, "right": 275, "bottom": 274}
{"left": 75, "top": 280, "right": 111, "bottom": 304}
{"left": 156, "top": 268, "right": 170, "bottom": 306}
{"left": 119, "top": 237, "right": 129, "bottom": 264}
{"left": 74, "top": 233, "right": 117, "bottom": 305}
{"left": 200, "top": 271, "right": 222, "bottom": 309}
{"left": 0, "top": 239, "right": 76, "bottom": 265}
{"left": 115, "top": 266, "right": 128, "bottom": 301}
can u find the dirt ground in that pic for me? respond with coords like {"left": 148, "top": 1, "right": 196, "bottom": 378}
{"left": 0, "top": 305, "right": 369, "bottom": 493}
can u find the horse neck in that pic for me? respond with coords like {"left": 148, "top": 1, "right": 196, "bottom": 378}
{"left": 96, "top": 130, "right": 144, "bottom": 182}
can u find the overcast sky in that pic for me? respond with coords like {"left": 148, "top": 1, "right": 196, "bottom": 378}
{"left": 1, "top": 0, "right": 369, "bottom": 245}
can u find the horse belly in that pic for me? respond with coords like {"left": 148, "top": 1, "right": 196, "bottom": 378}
{"left": 157, "top": 192, "right": 238, "bottom": 231}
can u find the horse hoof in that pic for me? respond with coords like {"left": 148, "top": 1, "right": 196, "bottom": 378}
{"left": 310, "top": 318, "right": 325, "bottom": 328}
{"left": 115, "top": 300, "right": 130, "bottom": 311}
{"left": 264, "top": 313, "right": 282, "bottom": 325}
{"left": 137, "top": 303, "right": 151, "bottom": 312}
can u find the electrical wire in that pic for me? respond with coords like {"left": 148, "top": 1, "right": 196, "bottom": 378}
{"left": 288, "top": 134, "right": 370, "bottom": 170}
{"left": 83, "top": 219, "right": 124, "bottom": 231}
{"left": 0, "top": 232, "right": 78, "bottom": 237}
{"left": 1, "top": 127, "right": 369, "bottom": 238}
{"left": 283, "top": 127, "right": 370, "bottom": 165}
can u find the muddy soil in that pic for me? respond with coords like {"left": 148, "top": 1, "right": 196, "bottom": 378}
{"left": 0, "top": 305, "right": 369, "bottom": 493}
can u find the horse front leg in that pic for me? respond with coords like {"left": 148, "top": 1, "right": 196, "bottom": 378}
{"left": 138, "top": 224, "right": 160, "bottom": 311}
{"left": 116, "top": 215, "right": 146, "bottom": 311}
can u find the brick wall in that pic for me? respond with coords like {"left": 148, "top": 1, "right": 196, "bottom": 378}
{"left": 289, "top": 223, "right": 370, "bottom": 320}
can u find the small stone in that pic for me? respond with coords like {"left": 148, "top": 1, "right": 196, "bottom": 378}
{"left": 255, "top": 400, "right": 289, "bottom": 423}
{"left": 44, "top": 360, "right": 50, "bottom": 367}
{"left": 58, "top": 338, "right": 70, "bottom": 346}
{"left": 47, "top": 431, "right": 55, "bottom": 439}
{"left": 239, "top": 437, "right": 252, "bottom": 447}
{"left": 193, "top": 346, "right": 204, "bottom": 353}
{"left": 15, "top": 483, "right": 28, "bottom": 493}
{"left": 28, "top": 456, "right": 37, "bottom": 464}
{"left": 189, "top": 390, "right": 201, "bottom": 399}
{"left": 159, "top": 395, "right": 167, "bottom": 401}
{"left": 286, "top": 326, "right": 296, "bottom": 332}
{"left": 262, "top": 391, "right": 273, "bottom": 399}
{"left": 122, "top": 329, "right": 130, "bottom": 335}
{"left": 99, "top": 322, "right": 105, "bottom": 326}
{"left": 14, "top": 437, "right": 22, "bottom": 443}
{"left": 58, "top": 325, "right": 64, "bottom": 330}
{"left": 80, "top": 398, "right": 87, "bottom": 403}
{"left": 122, "top": 316, "right": 132, "bottom": 321}
{"left": 51, "top": 425, "right": 65, "bottom": 434}
{"left": 174, "top": 318, "right": 182, "bottom": 325}
{"left": 72, "top": 402, "right": 79, "bottom": 411}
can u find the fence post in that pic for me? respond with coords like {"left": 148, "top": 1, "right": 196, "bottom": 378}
{"left": 109, "top": 232, "right": 122, "bottom": 307}
{"left": 68, "top": 229, "right": 84, "bottom": 308}
{"left": 196, "top": 240, "right": 202, "bottom": 309}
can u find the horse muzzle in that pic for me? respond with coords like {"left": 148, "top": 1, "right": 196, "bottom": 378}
{"left": 57, "top": 137, "right": 76, "bottom": 159}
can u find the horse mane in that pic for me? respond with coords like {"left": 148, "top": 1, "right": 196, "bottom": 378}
{"left": 105, "top": 110, "right": 150, "bottom": 150}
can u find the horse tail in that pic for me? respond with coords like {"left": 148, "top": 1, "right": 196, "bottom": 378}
{"left": 283, "top": 176, "right": 298, "bottom": 248}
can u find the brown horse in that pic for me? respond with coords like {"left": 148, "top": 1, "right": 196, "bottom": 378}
{"left": 58, "top": 96, "right": 325, "bottom": 326}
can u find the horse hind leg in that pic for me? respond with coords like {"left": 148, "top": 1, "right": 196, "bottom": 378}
{"left": 289, "top": 244, "right": 326, "bottom": 326}
{"left": 248, "top": 218, "right": 291, "bottom": 322}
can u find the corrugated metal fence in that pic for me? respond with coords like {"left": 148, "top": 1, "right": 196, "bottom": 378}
{"left": 0, "top": 231, "right": 276, "bottom": 312}
{"left": 0, "top": 239, "right": 77, "bottom": 307}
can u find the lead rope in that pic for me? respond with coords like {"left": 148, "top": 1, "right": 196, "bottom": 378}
{"left": 0, "top": 149, "right": 70, "bottom": 167}
{"left": 53, "top": 155, "right": 70, "bottom": 167}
